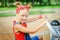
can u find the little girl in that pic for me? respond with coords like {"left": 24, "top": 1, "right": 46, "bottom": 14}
{"left": 13, "top": 2, "right": 48, "bottom": 40}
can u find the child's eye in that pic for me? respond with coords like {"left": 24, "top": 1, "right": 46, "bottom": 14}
{"left": 22, "top": 15, "right": 28, "bottom": 17}
{"left": 26, "top": 16, "right": 28, "bottom": 17}
{"left": 22, "top": 15, "right": 25, "bottom": 16}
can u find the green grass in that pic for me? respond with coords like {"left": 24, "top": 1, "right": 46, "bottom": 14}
{"left": 33, "top": 5, "right": 60, "bottom": 8}
{"left": 29, "top": 11, "right": 54, "bottom": 15}
{"left": 0, "top": 5, "right": 60, "bottom": 11}
{"left": 0, "top": 7, "right": 16, "bottom": 11}
{"left": 0, "top": 13, "right": 16, "bottom": 17}
{"left": 0, "top": 5, "right": 59, "bottom": 17}
{"left": 0, "top": 11, "right": 54, "bottom": 17}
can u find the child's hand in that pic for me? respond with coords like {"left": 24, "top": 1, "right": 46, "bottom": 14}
{"left": 38, "top": 15, "right": 47, "bottom": 19}
{"left": 38, "top": 14, "right": 49, "bottom": 22}
{"left": 38, "top": 15, "right": 43, "bottom": 19}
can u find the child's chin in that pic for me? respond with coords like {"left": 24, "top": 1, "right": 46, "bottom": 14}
{"left": 22, "top": 19, "right": 26, "bottom": 21}
{"left": 22, "top": 20, "right": 26, "bottom": 22}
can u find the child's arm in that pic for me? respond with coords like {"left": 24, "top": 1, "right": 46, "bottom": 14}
{"left": 14, "top": 19, "right": 48, "bottom": 34}
{"left": 26, "top": 15, "right": 47, "bottom": 23}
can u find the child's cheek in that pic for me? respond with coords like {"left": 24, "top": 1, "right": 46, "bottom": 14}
{"left": 20, "top": 18, "right": 23, "bottom": 20}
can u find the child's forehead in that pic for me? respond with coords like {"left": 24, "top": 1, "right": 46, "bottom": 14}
{"left": 19, "top": 9, "right": 29, "bottom": 15}
{"left": 20, "top": 13, "right": 29, "bottom": 16}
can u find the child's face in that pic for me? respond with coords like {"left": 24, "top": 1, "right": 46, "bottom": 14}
{"left": 17, "top": 9, "right": 29, "bottom": 21}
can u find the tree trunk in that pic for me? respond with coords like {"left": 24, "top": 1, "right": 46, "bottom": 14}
{"left": 31, "top": 0, "right": 34, "bottom": 6}
{"left": 48, "top": 0, "right": 51, "bottom": 5}
{"left": 4, "top": 0, "right": 8, "bottom": 7}
{"left": 39, "top": 0, "right": 43, "bottom": 5}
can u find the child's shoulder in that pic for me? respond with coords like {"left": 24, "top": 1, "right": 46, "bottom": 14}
{"left": 13, "top": 17, "right": 17, "bottom": 21}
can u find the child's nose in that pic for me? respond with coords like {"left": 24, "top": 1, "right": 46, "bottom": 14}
{"left": 23, "top": 17, "right": 27, "bottom": 20}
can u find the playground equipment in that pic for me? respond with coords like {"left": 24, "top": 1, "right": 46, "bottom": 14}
{"left": 46, "top": 20, "right": 60, "bottom": 40}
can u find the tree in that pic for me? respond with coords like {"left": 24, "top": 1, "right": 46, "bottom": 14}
{"left": 30, "top": 0, "right": 34, "bottom": 6}
{"left": 4, "top": 0, "right": 8, "bottom": 7}
{"left": 26, "top": 0, "right": 29, "bottom": 4}
{"left": 55, "top": 0, "right": 60, "bottom": 5}
{"left": 7, "top": 0, "right": 15, "bottom": 7}
{"left": 39, "top": 0, "right": 43, "bottom": 5}
{"left": 0, "top": 0, "right": 4, "bottom": 7}
{"left": 48, "top": 0, "right": 51, "bottom": 5}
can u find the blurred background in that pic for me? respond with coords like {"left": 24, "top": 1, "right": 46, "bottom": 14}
{"left": 0, "top": 0, "right": 60, "bottom": 7}
{"left": 0, "top": 0, "right": 60, "bottom": 40}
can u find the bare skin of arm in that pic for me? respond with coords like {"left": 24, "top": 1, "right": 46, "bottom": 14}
{"left": 14, "top": 20, "right": 48, "bottom": 34}
{"left": 26, "top": 15, "right": 47, "bottom": 23}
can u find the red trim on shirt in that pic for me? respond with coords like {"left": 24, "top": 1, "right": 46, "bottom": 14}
{"left": 13, "top": 21, "right": 27, "bottom": 40}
